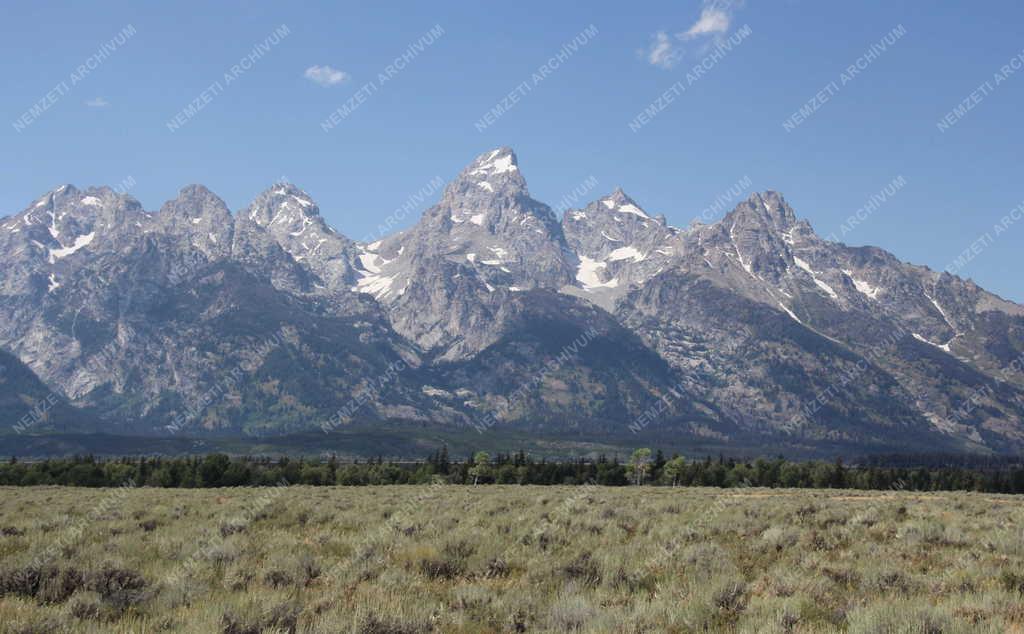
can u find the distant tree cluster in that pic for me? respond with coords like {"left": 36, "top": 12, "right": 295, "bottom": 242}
{"left": 1, "top": 449, "right": 1024, "bottom": 493}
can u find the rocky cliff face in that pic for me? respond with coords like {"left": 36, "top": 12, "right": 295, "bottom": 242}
{"left": 562, "top": 188, "right": 683, "bottom": 310}
{"left": 1, "top": 149, "right": 1022, "bottom": 454}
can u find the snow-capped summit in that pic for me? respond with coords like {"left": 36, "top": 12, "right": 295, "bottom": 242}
{"left": 390, "top": 146, "right": 572, "bottom": 289}
{"left": 343, "top": 147, "right": 575, "bottom": 356}
{"left": 599, "top": 188, "right": 651, "bottom": 219}
{"left": 246, "top": 182, "right": 320, "bottom": 227}
{"left": 562, "top": 190, "right": 682, "bottom": 309}
{"left": 467, "top": 146, "right": 519, "bottom": 178}
{"left": 440, "top": 147, "right": 528, "bottom": 202}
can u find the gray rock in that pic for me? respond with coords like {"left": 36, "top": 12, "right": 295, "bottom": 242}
{"left": 0, "top": 149, "right": 1021, "bottom": 454}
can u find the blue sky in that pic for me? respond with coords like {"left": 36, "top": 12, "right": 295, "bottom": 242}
{"left": 1, "top": 0, "right": 1021, "bottom": 301}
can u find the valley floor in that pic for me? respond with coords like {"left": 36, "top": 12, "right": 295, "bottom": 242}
{"left": 0, "top": 485, "right": 1022, "bottom": 633}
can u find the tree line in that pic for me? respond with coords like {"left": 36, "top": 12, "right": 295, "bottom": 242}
{"left": 2, "top": 448, "right": 1024, "bottom": 493}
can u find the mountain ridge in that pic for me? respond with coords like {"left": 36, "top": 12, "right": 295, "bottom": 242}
{"left": 1, "top": 148, "right": 1022, "bottom": 456}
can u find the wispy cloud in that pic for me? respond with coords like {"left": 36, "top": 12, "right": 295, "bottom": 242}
{"left": 85, "top": 97, "right": 110, "bottom": 108}
{"left": 304, "top": 65, "right": 349, "bottom": 87}
{"left": 646, "top": 31, "right": 683, "bottom": 69}
{"left": 682, "top": 1, "right": 734, "bottom": 40}
{"left": 645, "top": 0, "right": 742, "bottom": 69}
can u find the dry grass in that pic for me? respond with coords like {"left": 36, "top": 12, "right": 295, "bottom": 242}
{"left": 0, "top": 485, "right": 1023, "bottom": 632}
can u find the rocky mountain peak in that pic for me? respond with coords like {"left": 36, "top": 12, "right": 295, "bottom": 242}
{"left": 351, "top": 147, "right": 576, "bottom": 353}
{"left": 695, "top": 190, "right": 805, "bottom": 280}
{"left": 455, "top": 146, "right": 524, "bottom": 192}
{"left": 2, "top": 149, "right": 1022, "bottom": 455}
{"left": 408, "top": 147, "right": 566, "bottom": 256}
{"left": 561, "top": 190, "right": 682, "bottom": 310}
{"left": 244, "top": 182, "right": 321, "bottom": 228}
{"left": 27, "top": 184, "right": 79, "bottom": 209}
{"left": 163, "top": 184, "right": 231, "bottom": 218}
{"left": 726, "top": 191, "right": 798, "bottom": 234}
{"left": 234, "top": 182, "right": 358, "bottom": 291}
{"left": 52, "top": 185, "right": 143, "bottom": 236}
{"left": 155, "top": 184, "right": 234, "bottom": 259}
{"left": 564, "top": 188, "right": 673, "bottom": 247}
{"left": 3, "top": 185, "right": 143, "bottom": 268}
{"left": 594, "top": 188, "right": 651, "bottom": 220}
{"left": 12, "top": 185, "right": 96, "bottom": 225}
{"left": 46, "top": 184, "right": 79, "bottom": 203}
{"left": 430, "top": 147, "right": 548, "bottom": 227}
{"left": 238, "top": 182, "right": 327, "bottom": 244}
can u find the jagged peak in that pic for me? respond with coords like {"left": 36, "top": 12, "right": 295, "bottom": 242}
{"left": 241, "top": 183, "right": 330, "bottom": 234}
{"left": 51, "top": 184, "right": 77, "bottom": 196}
{"left": 18, "top": 185, "right": 71, "bottom": 214}
{"left": 251, "top": 182, "right": 319, "bottom": 214}
{"left": 596, "top": 188, "right": 650, "bottom": 219}
{"left": 264, "top": 181, "right": 314, "bottom": 200}
{"left": 159, "top": 185, "right": 231, "bottom": 223}
{"left": 428, "top": 146, "right": 558, "bottom": 231}
{"left": 27, "top": 185, "right": 76, "bottom": 208}
{"left": 75, "top": 185, "right": 139, "bottom": 206}
{"left": 174, "top": 183, "right": 225, "bottom": 202}
{"left": 12, "top": 185, "right": 143, "bottom": 232}
{"left": 726, "top": 190, "right": 798, "bottom": 233}
{"left": 753, "top": 190, "right": 787, "bottom": 211}
{"left": 466, "top": 147, "right": 518, "bottom": 176}
{"left": 445, "top": 147, "right": 527, "bottom": 199}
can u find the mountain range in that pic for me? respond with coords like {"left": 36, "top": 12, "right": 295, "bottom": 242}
{"left": 2, "top": 147, "right": 1022, "bottom": 457}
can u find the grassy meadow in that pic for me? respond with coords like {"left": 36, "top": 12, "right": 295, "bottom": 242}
{"left": 1, "top": 484, "right": 1023, "bottom": 633}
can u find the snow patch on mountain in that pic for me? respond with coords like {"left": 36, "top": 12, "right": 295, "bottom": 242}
{"left": 576, "top": 256, "right": 618, "bottom": 290}
{"left": 469, "top": 150, "right": 518, "bottom": 177}
{"left": 618, "top": 203, "right": 648, "bottom": 218}
{"left": 925, "top": 292, "right": 956, "bottom": 331}
{"left": 599, "top": 193, "right": 650, "bottom": 219}
{"left": 353, "top": 249, "right": 400, "bottom": 299}
{"left": 794, "top": 256, "right": 838, "bottom": 300}
{"left": 357, "top": 273, "right": 397, "bottom": 298}
{"left": 913, "top": 333, "right": 952, "bottom": 353}
{"left": 778, "top": 302, "right": 803, "bottom": 324}
{"left": 842, "top": 270, "right": 881, "bottom": 299}
{"left": 49, "top": 232, "right": 95, "bottom": 261}
{"left": 607, "top": 246, "right": 645, "bottom": 262}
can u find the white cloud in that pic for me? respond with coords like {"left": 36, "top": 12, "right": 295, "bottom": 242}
{"left": 645, "top": 0, "right": 741, "bottom": 68}
{"left": 304, "top": 65, "right": 349, "bottom": 87}
{"left": 646, "top": 31, "right": 682, "bottom": 69}
{"left": 85, "top": 97, "right": 110, "bottom": 108}
{"left": 682, "top": 6, "right": 732, "bottom": 40}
